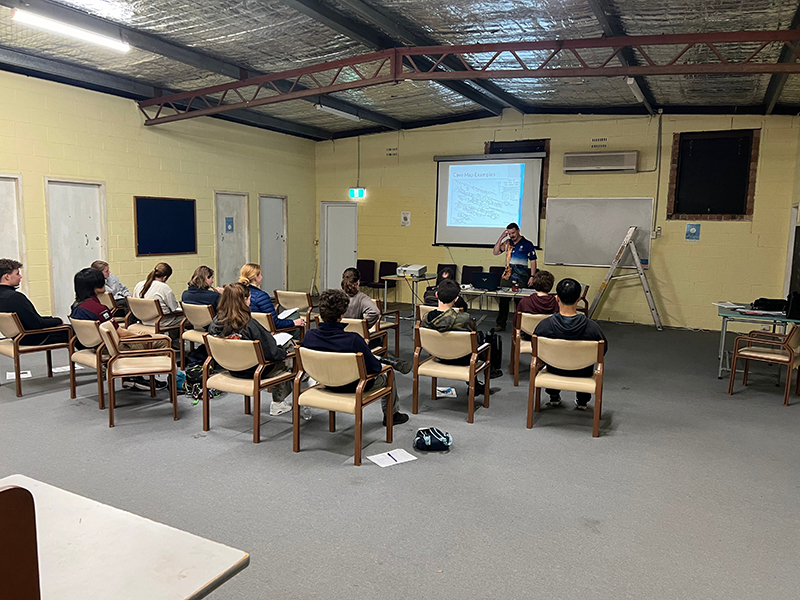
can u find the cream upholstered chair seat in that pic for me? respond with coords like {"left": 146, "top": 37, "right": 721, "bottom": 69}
{"left": 111, "top": 355, "right": 173, "bottom": 375}
{"left": 528, "top": 336, "right": 605, "bottom": 437}
{"left": 728, "top": 326, "right": 800, "bottom": 406}
{"left": 202, "top": 334, "right": 295, "bottom": 443}
{"left": 127, "top": 323, "right": 156, "bottom": 335}
{"left": 412, "top": 326, "right": 491, "bottom": 423}
{"left": 511, "top": 312, "right": 550, "bottom": 386}
{"left": 736, "top": 347, "right": 799, "bottom": 364}
{"left": 293, "top": 347, "right": 394, "bottom": 466}
{"left": 182, "top": 329, "right": 205, "bottom": 344}
{"left": 71, "top": 349, "right": 108, "bottom": 368}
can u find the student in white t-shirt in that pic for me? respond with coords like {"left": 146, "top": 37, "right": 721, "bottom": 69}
{"left": 132, "top": 262, "right": 183, "bottom": 329}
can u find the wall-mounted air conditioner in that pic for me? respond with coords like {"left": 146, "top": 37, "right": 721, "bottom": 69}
{"left": 563, "top": 151, "right": 639, "bottom": 174}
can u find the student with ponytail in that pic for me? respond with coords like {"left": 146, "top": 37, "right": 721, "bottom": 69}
{"left": 238, "top": 263, "right": 305, "bottom": 330}
{"left": 133, "top": 262, "right": 183, "bottom": 328}
{"left": 341, "top": 267, "right": 380, "bottom": 328}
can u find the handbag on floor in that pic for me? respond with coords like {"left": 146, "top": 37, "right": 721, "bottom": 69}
{"left": 413, "top": 427, "right": 452, "bottom": 451}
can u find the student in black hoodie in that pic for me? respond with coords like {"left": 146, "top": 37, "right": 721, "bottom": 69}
{"left": 533, "top": 277, "right": 608, "bottom": 410}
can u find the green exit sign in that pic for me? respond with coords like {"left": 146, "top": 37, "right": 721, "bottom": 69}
{"left": 349, "top": 187, "right": 365, "bottom": 199}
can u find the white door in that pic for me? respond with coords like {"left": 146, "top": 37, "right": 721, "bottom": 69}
{"left": 46, "top": 180, "right": 105, "bottom": 320}
{"left": 320, "top": 202, "right": 358, "bottom": 290}
{"left": 215, "top": 192, "right": 249, "bottom": 286}
{"left": 259, "top": 195, "right": 287, "bottom": 294}
{"left": 0, "top": 176, "right": 25, "bottom": 294}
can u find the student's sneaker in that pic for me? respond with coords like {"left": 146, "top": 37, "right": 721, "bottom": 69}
{"left": 270, "top": 400, "right": 292, "bottom": 416}
{"left": 491, "top": 325, "right": 506, "bottom": 333}
{"left": 574, "top": 398, "right": 588, "bottom": 411}
{"left": 132, "top": 376, "right": 167, "bottom": 391}
{"left": 547, "top": 395, "right": 562, "bottom": 407}
{"left": 300, "top": 406, "right": 313, "bottom": 421}
{"left": 122, "top": 378, "right": 136, "bottom": 389}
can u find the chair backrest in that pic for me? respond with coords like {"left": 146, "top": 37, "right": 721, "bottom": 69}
{"left": 377, "top": 261, "right": 397, "bottom": 277}
{"left": 97, "top": 292, "right": 117, "bottom": 311}
{"left": 786, "top": 325, "right": 800, "bottom": 352}
{"left": 418, "top": 327, "right": 475, "bottom": 361}
{"left": 356, "top": 259, "right": 375, "bottom": 285}
{"left": 298, "top": 347, "right": 362, "bottom": 387}
{"left": 274, "top": 290, "right": 310, "bottom": 311}
{"left": 416, "top": 304, "right": 435, "bottom": 322}
{"left": 205, "top": 335, "right": 261, "bottom": 372}
{"left": 127, "top": 296, "right": 161, "bottom": 322}
{"left": 461, "top": 265, "right": 483, "bottom": 285}
{"left": 69, "top": 318, "right": 103, "bottom": 349}
{"left": 180, "top": 302, "right": 215, "bottom": 329}
{"left": 489, "top": 266, "right": 505, "bottom": 280}
{"left": 98, "top": 322, "right": 122, "bottom": 356}
{"left": 0, "top": 312, "right": 23, "bottom": 338}
{"left": 437, "top": 263, "right": 457, "bottom": 277}
{"left": 533, "top": 337, "right": 602, "bottom": 371}
{"left": 341, "top": 318, "right": 369, "bottom": 339}
{"left": 519, "top": 313, "right": 550, "bottom": 335}
{"left": 251, "top": 312, "right": 275, "bottom": 332}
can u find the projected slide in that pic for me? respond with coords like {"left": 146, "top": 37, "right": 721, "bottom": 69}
{"left": 447, "top": 164, "right": 524, "bottom": 228}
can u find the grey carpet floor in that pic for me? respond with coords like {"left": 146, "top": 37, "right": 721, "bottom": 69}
{"left": 1, "top": 319, "right": 799, "bottom": 600}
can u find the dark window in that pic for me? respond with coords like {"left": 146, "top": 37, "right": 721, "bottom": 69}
{"left": 667, "top": 130, "right": 758, "bottom": 220}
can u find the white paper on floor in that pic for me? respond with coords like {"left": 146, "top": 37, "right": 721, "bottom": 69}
{"left": 51, "top": 365, "right": 83, "bottom": 373}
{"left": 367, "top": 449, "right": 418, "bottom": 468}
{"left": 436, "top": 387, "right": 457, "bottom": 398}
{"left": 7, "top": 371, "right": 32, "bottom": 380}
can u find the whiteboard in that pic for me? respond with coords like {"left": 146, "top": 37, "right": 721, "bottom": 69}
{"left": 544, "top": 197, "right": 653, "bottom": 268}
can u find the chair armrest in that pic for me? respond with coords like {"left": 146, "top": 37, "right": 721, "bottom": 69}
{"left": 475, "top": 342, "right": 490, "bottom": 359}
{"left": 18, "top": 324, "right": 72, "bottom": 337}
{"left": 733, "top": 335, "right": 788, "bottom": 350}
{"left": 363, "top": 364, "right": 392, "bottom": 383}
{"left": 117, "top": 348, "right": 175, "bottom": 359}
{"left": 381, "top": 310, "right": 400, "bottom": 324}
{"left": 745, "top": 329, "right": 787, "bottom": 341}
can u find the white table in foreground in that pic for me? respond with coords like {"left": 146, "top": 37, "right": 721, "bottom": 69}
{"left": 0, "top": 474, "right": 249, "bottom": 600}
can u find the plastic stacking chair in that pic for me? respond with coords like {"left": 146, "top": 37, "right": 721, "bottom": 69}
{"left": 366, "top": 262, "right": 398, "bottom": 303}
{"left": 728, "top": 325, "right": 800, "bottom": 407}
{"left": 98, "top": 322, "right": 178, "bottom": 428}
{"left": 202, "top": 334, "right": 296, "bottom": 443}
{"left": 179, "top": 303, "right": 215, "bottom": 369}
{"left": 373, "top": 299, "right": 400, "bottom": 357}
{"left": 68, "top": 318, "right": 110, "bottom": 409}
{"left": 0, "top": 312, "right": 71, "bottom": 397}
{"left": 126, "top": 297, "right": 182, "bottom": 337}
{"left": 412, "top": 325, "right": 491, "bottom": 423}
{"left": 461, "top": 266, "right": 483, "bottom": 285}
{"left": 293, "top": 347, "right": 395, "bottom": 466}
{"left": 510, "top": 312, "right": 551, "bottom": 386}
{"left": 356, "top": 259, "right": 376, "bottom": 289}
{"left": 528, "top": 336, "right": 605, "bottom": 437}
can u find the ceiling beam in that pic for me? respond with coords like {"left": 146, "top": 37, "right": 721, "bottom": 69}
{"left": 0, "top": 47, "right": 332, "bottom": 140}
{"left": 763, "top": 1, "right": 800, "bottom": 114}
{"left": 280, "top": 0, "right": 510, "bottom": 115}
{"left": 587, "top": 0, "right": 656, "bottom": 116}
{"left": 0, "top": 0, "right": 400, "bottom": 130}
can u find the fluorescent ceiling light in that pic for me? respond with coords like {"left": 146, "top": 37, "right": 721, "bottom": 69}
{"left": 315, "top": 104, "right": 362, "bottom": 121}
{"left": 625, "top": 76, "right": 645, "bottom": 103}
{"left": 12, "top": 9, "right": 130, "bottom": 53}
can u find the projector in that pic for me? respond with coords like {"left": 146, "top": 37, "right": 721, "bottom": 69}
{"left": 396, "top": 264, "right": 427, "bottom": 277}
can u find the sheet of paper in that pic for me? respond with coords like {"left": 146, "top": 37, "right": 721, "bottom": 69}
{"left": 712, "top": 302, "right": 746, "bottom": 309}
{"left": 367, "top": 448, "right": 418, "bottom": 468}
{"left": 278, "top": 308, "right": 299, "bottom": 320}
{"left": 436, "top": 387, "right": 457, "bottom": 398}
{"left": 52, "top": 365, "right": 83, "bottom": 373}
{"left": 273, "top": 332, "right": 293, "bottom": 346}
{"left": 7, "top": 371, "right": 32, "bottom": 380}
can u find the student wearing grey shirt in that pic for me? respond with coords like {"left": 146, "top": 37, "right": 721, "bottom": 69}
{"left": 91, "top": 260, "right": 130, "bottom": 307}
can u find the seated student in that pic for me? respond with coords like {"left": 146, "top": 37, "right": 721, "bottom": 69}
{"left": 238, "top": 263, "right": 305, "bottom": 330}
{"left": 208, "top": 283, "right": 300, "bottom": 417}
{"left": 132, "top": 262, "right": 183, "bottom": 329}
{"left": 0, "top": 258, "right": 69, "bottom": 345}
{"left": 301, "top": 289, "right": 409, "bottom": 426}
{"left": 423, "top": 267, "right": 467, "bottom": 310}
{"left": 91, "top": 260, "right": 130, "bottom": 309}
{"left": 533, "top": 277, "right": 608, "bottom": 410}
{"left": 515, "top": 270, "right": 558, "bottom": 341}
{"left": 182, "top": 265, "right": 222, "bottom": 311}
{"left": 70, "top": 267, "right": 168, "bottom": 390}
{"left": 341, "top": 267, "right": 380, "bottom": 328}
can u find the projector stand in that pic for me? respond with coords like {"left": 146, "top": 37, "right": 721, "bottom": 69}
{"left": 588, "top": 226, "right": 662, "bottom": 330}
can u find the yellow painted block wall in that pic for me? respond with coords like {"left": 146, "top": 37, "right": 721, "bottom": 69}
{"left": 316, "top": 111, "right": 800, "bottom": 330}
{"left": 0, "top": 70, "right": 316, "bottom": 315}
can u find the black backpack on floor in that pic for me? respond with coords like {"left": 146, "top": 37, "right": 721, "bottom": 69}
{"left": 480, "top": 330, "right": 503, "bottom": 377}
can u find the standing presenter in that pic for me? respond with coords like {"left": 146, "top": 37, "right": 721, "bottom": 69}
{"left": 492, "top": 222, "right": 537, "bottom": 332}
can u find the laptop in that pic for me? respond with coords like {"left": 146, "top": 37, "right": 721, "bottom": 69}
{"left": 472, "top": 271, "right": 500, "bottom": 291}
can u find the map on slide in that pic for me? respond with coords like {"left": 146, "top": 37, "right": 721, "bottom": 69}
{"left": 447, "top": 163, "right": 523, "bottom": 227}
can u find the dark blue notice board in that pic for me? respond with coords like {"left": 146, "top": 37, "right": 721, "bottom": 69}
{"left": 135, "top": 197, "right": 197, "bottom": 256}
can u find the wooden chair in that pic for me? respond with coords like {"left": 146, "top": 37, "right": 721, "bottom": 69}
{"left": 577, "top": 284, "right": 590, "bottom": 315}
{"left": 0, "top": 485, "right": 40, "bottom": 599}
{"left": 528, "top": 336, "right": 605, "bottom": 437}
{"left": 202, "top": 334, "right": 296, "bottom": 443}
{"left": 293, "top": 347, "right": 395, "bottom": 466}
{"left": 0, "top": 312, "right": 71, "bottom": 397}
{"left": 510, "top": 312, "right": 551, "bottom": 386}
{"left": 68, "top": 318, "right": 111, "bottom": 409}
{"left": 273, "top": 290, "right": 314, "bottom": 325}
{"left": 412, "top": 325, "right": 491, "bottom": 423}
{"left": 373, "top": 299, "right": 400, "bottom": 357}
{"left": 342, "top": 317, "right": 388, "bottom": 357}
{"left": 727, "top": 326, "right": 800, "bottom": 406}
{"left": 416, "top": 304, "right": 435, "bottom": 324}
{"left": 97, "top": 291, "right": 126, "bottom": 323}
{"left": 252, "top": 311, "right": 305, "bottom": 341}
{"left": 179, "top": 302, "right": 215, "bottom": 369}
{"left": 98, "top": 322, "right": 178, "bottom": 428}
{"left": 126, "top": 296, "right": 182, "bottom": 337}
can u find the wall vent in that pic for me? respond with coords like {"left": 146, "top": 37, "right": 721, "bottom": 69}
{"left": 563, "top": 151, "right": 639, "bottom": 173}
